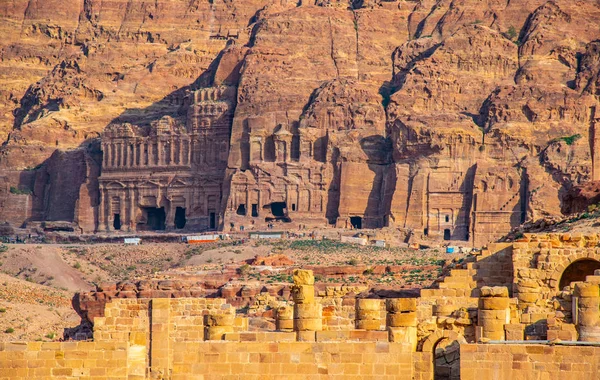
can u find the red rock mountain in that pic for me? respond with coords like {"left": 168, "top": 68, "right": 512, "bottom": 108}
{"left": 0, "top": 0, "right": 599, "bottom": 246}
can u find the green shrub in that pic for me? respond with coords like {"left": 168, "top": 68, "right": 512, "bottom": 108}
{"left": 5, "top": 328, "right": 14, "bottom": 333}
{"left": 505, "top": 25, "right": 517, "bottom": 40}
{"left": 0, "top": 308, "right": 6, "bottom": 313}
{"left": 550, "top": 134, "right": 582, "bottom": 146}
{"left": 237, "top": 264, "right": 251, "bottom": 275}
{"left": 9, "top": 186, "right": 32, "bottom": 195}
{"left": 73, "top": 262, "right": 81, "bottom": 270}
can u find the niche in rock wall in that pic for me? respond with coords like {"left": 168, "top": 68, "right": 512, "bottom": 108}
{"left": 236, "top": 204, "right": 246, "bottom": 216}
{"left": 271, "top": 202, "right": 286, "bottom": 217}
{"left": 175, "top": 207, "right": 186, "bottom": 229}
{"left": 291, "top": 134, "right": 300, "bottom": 161}
{"left": 264, "top": 136, "right": 276, "bottom": 162}
{"left": 209, "top": 212, "right": 216, "bottom": 230}
{"left": 350, "top": 216, "right": 362, "bottom": 229}
{"left": 313, "top": 136, "right": 328, "bottom": 162}
{"left": 113, "top": 214, "right": 121, "bottom": 230}
{"left": 143, "top": 207, "right": 166, "bottom": 230}
{"left": 264, "top": 202, "right": 291, "bottom": 223}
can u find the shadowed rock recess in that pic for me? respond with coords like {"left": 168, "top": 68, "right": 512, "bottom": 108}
{"left": 1, "top": 0, "right": 600, "bottom": 245}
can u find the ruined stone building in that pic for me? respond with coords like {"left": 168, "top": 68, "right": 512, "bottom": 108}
{"left": 98, "top": 86, "right": 236, "bottom": 232}
{"left": 7, "top": 234, "right": 600, "bottom": 379}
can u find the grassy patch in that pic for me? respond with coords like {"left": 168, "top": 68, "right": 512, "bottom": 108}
{"left": 550, "top": 134, "right": 581, "bottom": 146}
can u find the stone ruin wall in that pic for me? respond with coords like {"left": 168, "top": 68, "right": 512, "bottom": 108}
{"left": 2, "top": 290, "right": 600, "bottom": 380}
{"left": 7, "top": 235, "right": 600, "bottom": 378}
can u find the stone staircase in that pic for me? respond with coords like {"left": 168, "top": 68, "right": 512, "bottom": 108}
{"left": 420, "top": 242, "right": 514, "bottom": 299}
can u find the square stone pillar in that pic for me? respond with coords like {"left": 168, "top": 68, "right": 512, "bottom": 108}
{"left": 150, "top": 299, "right": 171, "bottom": 378}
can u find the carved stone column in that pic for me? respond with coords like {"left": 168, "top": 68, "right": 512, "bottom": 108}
{"left": 169, "top": 136, "right": 175, "bottom": 165}
{"left": 128, "top": 185, "right": 136, "bottom": 232}
{"left": 178, "top": 139, "right": 184, "bottom": 165}
{"left": 98, "top": 184, "right": 106, "bottom": 231}
{"left": 292, "top": 269, "right": 321, "bottom": 341}
{"left": 102, "top": 143, "right": 108, "bottom": 168}
{"left": 148, "top": 141, "right": 154, "bottom": 166}
{"left": 120, "top": 142, "right": 126, "bottom": 168}
{"left": 575, "top": 282, "right": 600, "bottom": 342}
{"left": 157, "top": 139, "right": 164, "bottom": 166}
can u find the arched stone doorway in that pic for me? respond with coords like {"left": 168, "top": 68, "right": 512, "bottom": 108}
{"left": 422, "top": 331, "right": 466, "bottom": 380}
{"left": 559, "top": 259, "right": 600, "bottom": 289}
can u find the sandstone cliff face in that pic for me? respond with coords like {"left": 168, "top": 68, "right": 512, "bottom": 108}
{"left": 1, "top": 0, "right": 599, "bottom": 246}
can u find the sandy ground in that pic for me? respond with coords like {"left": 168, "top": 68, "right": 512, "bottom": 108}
{"left": 0, "top": 238, "right": 463, "bottom": 340}
{"left": 0, "top": 273, "right": 79, "bottom": 342}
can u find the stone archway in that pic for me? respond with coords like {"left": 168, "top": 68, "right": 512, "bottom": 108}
{"left": 422, "top": 331, "right": 467, "bottom": 380}
{"left": 548, "top": 252, "right": 600, "bottom": 290}
{"left": 559, "top": 259, "right": 600, "bottom": 289}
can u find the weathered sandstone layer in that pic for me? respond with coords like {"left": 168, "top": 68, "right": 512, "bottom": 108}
{"left": 1, "top": 0, "right": 599, "bottom": 245}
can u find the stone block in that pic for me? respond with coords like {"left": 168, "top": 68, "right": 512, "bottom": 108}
{"left": 420, "top": 289, "right": 438, "bottom": 298}
{"left": 480, "top": 319, "right": 506, "bottom": 332}
{"left": 294, "top": 303, "right": 322, "bottom": 319}
{"left": 205, "top": 326, "right": 234, "bottom": 340}
{"left": 293, "top": 270, "right": 314, "bottom": 286}
{"left": 291, "top": 285, "right": 315, "bottom": 304}
{"left": 504, "top": 324, "right": 524, "bottom": 340}
{"left": 480, "top": 286, "right": 509, "bottom": 297}
{"left": 355, "top": 319, "right": 381, "bottom": 331}
{"left": 480, "top": 297, "right": 510, "bottom": 310}
{"left": 577, "top": 326, "right": 600, "bottom": 342}
{"left": 386, "top": 299, "right": 417, "bottom": 313}
{"left": 388, "top": 327, "right": 417, "bottom": 351}
{"left": 276, "top": 306, "right": 293, "bottom": 320}
{"left": 276, "top": 319, "right": 294, "bottom": 331}
{"left": 386, "top": 312, "right": 417, "bottom": 327}
{"left": 575, "top": 283, "right": 599, "bottom": 298}
{"left": 296, "top": 331, "right": 317, "bottom": 342}
{"left": 204, "top": 314, "right": 235, "bottom": 327}
{"left": 294, "top": 318, "right": 323, "bottom": 331}
{"left": 356, "top": 298, "right": 382, "bottom": 311}
{"left": 517, "top": 293, "right": 539, "bottom": 303}
{"left": 356, "top": 309, "right": 381, "bottom": 320}
{"left": 478, "top": 309, "right": 508, "bottom": 320}
{"left": 432, "top": 304, "right": 454, "bottom": 316}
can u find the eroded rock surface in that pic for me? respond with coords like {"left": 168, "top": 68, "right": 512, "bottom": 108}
{"left": 1, "top": 0, "right": 600, "bottom": 246}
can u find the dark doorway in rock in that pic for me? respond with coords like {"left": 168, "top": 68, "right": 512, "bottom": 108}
{"left": 174, "top": 207, "right": 186, "bottom": 229}
{"left": 350, "top": 216, "right": 362, "bottom": 229}
{"left": 236, "top": 204, "right": 246, "bottom": 216}
{"left": 209, "top": 212, "right": 216, "bottom": 230}
{"left": 559, "top": 259, "right": 600, "bottom": 289}
{"left": 113, "top": 214, "right": 121, "bottom": 230}
{"left": 443, "top": 229, "right": 451, "bottom": 240}
{"left": 433, "top": 339, "right": 461, "bottom": 380}
{"left": 270, "top": 202, "right": 287, "bottom": 217}
{"left": 145, "top": 207, "right": 166, "bottom": 230}
{"left": 291, "top": 203, "right": 296, "bottom": 211}
{"left": 251, "top": 204, "right": 259, "bottom": 217}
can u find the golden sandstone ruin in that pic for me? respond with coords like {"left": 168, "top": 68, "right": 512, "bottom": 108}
{"left": 1, "top": 0, "right": 600, "bottom": 378}
{"left": 4, "top": 233, "right": 600, "bottom": 379}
